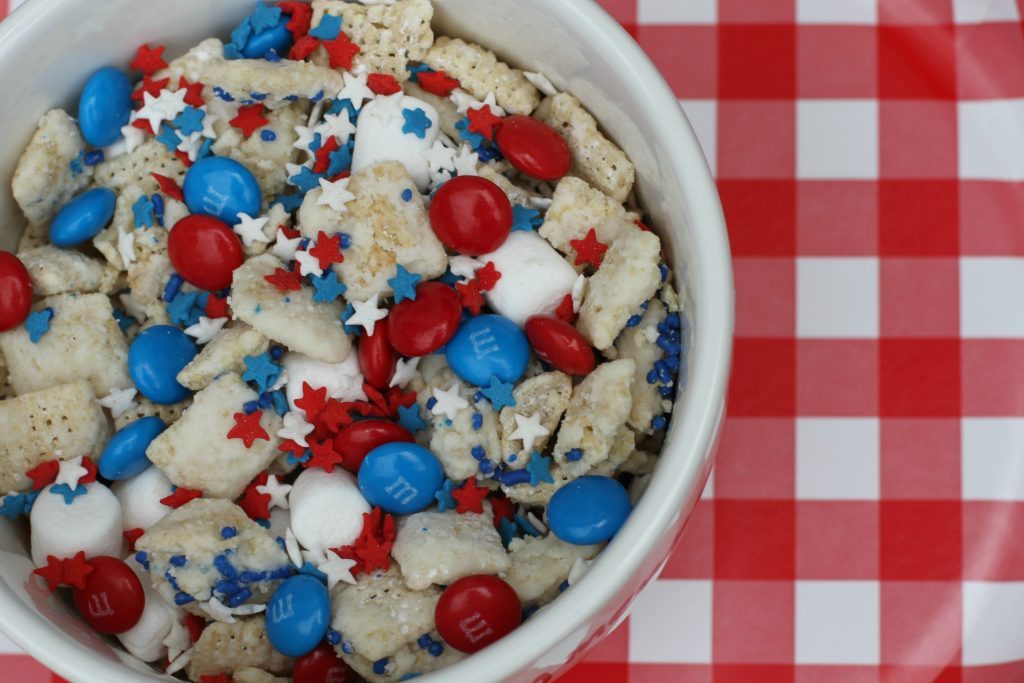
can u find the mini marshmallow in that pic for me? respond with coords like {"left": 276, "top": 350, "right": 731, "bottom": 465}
{"left": 112, "top": 466, "right": 175, "bottom": 532}
{"left": 480, "top": 231, "right": 578, "bottom": 326}
{"left": 117, "top": 558, "right": 182, "bottom": 662}
{"left": 282, "top": 351, "right": 367, "bottom": 414}
{"left": 351, "top": 94, "right": 440, "bottom": 191}
{"left": 30, "top": 482, "right": 123, "bottom": 566}
{"left": 288, "top": 468, "right": 370, "bottom": 557}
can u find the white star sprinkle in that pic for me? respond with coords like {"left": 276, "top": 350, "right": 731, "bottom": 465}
{"left": 529, "top": 195, "right": 553, "bottom": 211}
{"left": 453, "top": 144, "right": 479, "bottom": 177}
{"left": 278, "top": 411, "right": 314, "bottom": 447}
{"left": 448, "top": 255, "right": 483, "bottom": 282}
{"left": 317, "top": 177, "right": 356, "bottom": 212}
{"left": 451, "top": 88, "right": 477, "bottom": 115}
{"left": 98, "top": 387, "right": 138, "bottom": 418}
{"left": 571, "top": 274, "right": 587, "bottom": 313}
{"left": 117, "top": 228, "right": 136, "bottom": 267}
{"left": 165, "top": 647, "right": 193, "bottom": 676}
{"left": 567, "top": 556, "right": 591, "bottom": 586}
{"left": 319, "top": 111, "right": 356, "bottom": 145}
{"left": 294, "top": 248, "right": 324, "bottom": 277}
{"left": 370, "top": 92, "right": 404, "bottom": 126}
{"left": 199, "top": 108, "right": 218, "bottom": 139}
{"left": 526, "top": 510, "right": 548, "bottom": 534}
{"left": 431, "top": 383, "right": 469, "bottom": 421}
{"left": 271, "top": 228, "right": 302, "bottom": 262}
{"left": 136, "top": 88, "right": 188, "bottom": 132}
{"left": 422, "top": 140, "right": 457, "bottom": 175}
{"left": 285, "top": 161, "right": 313, "bottom": 186}
{"left": 163, "top": 619, "right": 192, "bottom": 664}
{"left": 388, "top": 357, "right": 420, "bottom": 389}
{"left": 319, "top": 553, "right": 358, "bottom": 590}
{"left": 524, "top": 70, "right": 559, "bottom": 97}
{"left": 257, "top": 474, "right": 293, "bottom": 512}
{"left": 175, "top": 130, "right": 204, "bottom": 162}
{"left": 509, "top": 413, "right": 550, "bottom": 452}
{"left": 346, "top": 294, "right": 388, "bottom": 336}
{"left": 270, "top": 367, "right": 289, "bottom": 393}
{"left": 119, "top": 122, "right": 146, "bottom": 154}
{"left": 292, "top": 124, "right": 317, "bottom": 151}
{"left": 233, "top": 212, "right": 271, "bottom": 246}
{"left": 185, "top": 316, "right": 227, "bottom": 345}
{"left": 55, "top": 456, "right": 88, "bottom": 489}
{"left": 284, "top": 528, "right": 304, "bottom": 568}
{"left": 336, "top": 71, "right": 375, "bottom": 109}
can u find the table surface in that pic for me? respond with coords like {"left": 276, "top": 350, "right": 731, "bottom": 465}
{"left": 5, "top": 0, "right": 1024, "bottom": 681}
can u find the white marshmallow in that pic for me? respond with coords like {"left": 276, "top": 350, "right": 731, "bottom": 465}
{"left": 288, "top": 468, "right": 370, "bottom": 557}
{"left": 117, "top": 558, "right": 182, "bottom": 662}
{"left": 351, "top": 94, "right": 440, "bottom": 191}
{"left": 282, "top": 351, "right": 366, "bottom": 414}
{"left": 112, "top": 466, "right": 175, "bottom": 532}
{"left": 480, "top": 231, "right": 579, "bottom": 326}
{"left": 30, "top": 482, "right": 123, "bottom": 566}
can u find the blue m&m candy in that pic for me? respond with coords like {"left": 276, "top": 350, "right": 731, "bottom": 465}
{"left": 183, "top": 156, "right": 262, "bottom": 225}
{"left": 547, "top": 476, "right": 631, "bottom": 545}
{"left": 241, "top": 15, "right": 293, "bottom": 58}
{"left": 128, "top": 326, "right": 197, "bottom": 405}
{"left": 49, "top": 188, "right": 116, "bottom": 247}
{"left": 99, "top": 417, "right": 165, "bottom": 481}
{"left": 78, "top": 67, "right": 133, "bottom": 147}
{"left": 358, "top": 442, "right": 444, "bottom": 515}
{"left": 445, "top": 314, "right": 529, "bottom": 387}
{"left": 266, "top": 575, "right": 330, "bottom": 657}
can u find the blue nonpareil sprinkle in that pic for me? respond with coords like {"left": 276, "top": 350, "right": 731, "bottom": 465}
{"left": 417, "top": 634, "right": 433, "bottom": 649}
{"left": 658, "top": 384, "right": 674, "bottom": 398}
{"left": 261, "top": 129, "right": 277, "bottom": 141}
{"left": 214, "top": 554, "right": 237, "bottom": 579}
{"left": 651, "top": 415, "right": 667, "bottom": 431}
{"left": 164, "top": 571, "right": 181, "bottom": 591}
{"left": 214, "top": 86, "right": 235, "bottom": 102}
{"left": 169, "top": 555, "right": 187, "bottom": 567}
{"left": 265, "top": 50, "right": 282, "bottom": 62}
{"left": 646, "top": 369, "right": 659, "bottom": 385}
{"left": 664, "top": 355, "right": 680, "bottom": 371}
{"left": 151, "top": 193, "right": 165, "bottom": 226}
{"left": 566, "top": 448, "right": 584, "bottom": 462}
{"left": 238, "top": 569, "right": 268, "bottom": 583}
{"left": 626, "top": 314, "right": 643, "bottom": 328}
{"left": 134, "top": 551, "right": 150, "bottom": 570}
{"left": 83, "top": 149, "right": 104, "bottom": 166}
{"left": 477, "top": 145, "right": 502, "bottom": 163}
{"left": 216, "top": 580, "right": 240, "bottom": 596}
{"left": 269, "top": 345, "right": 284, "bottom": 360}
{"left": 373, "top": 658, "right": 389, "bottom": 675}
{"left": 402, "top": 188, "right": 414, "bottom": 202}
{"left": 250, "top": 91, "right": 267, "bottom": 101}
{"left": 471, "top": 412, "right": 483, "bottom": 431}
{"left": 425, "top": 397, "right": 437, "bottom": 411}
{"left": 427, "top": 643, "right": 443, "bottom": 657}
{"left": 327, "top": 629, "right": 342, "bottom": 646}
{"left": 221, "top": 526, "right": 238, "bottom": 539}
{"left": 667, "top": 312, "right": 681, "bottom": 329}
{"left": 508, "top": 454, "right": 517, "bottom": 462}
{"left": 522, "top": 605, "right": 539, "bottom": 620}
{"left": 226, "top": 587, "right": 253, "bottom": 607}
{"left": 258, "top": 392, "right": 273, "bottom": 409}
{"left": 659, "top": 263, "right": 669, "bottom": 282}
{"left": 256, "top": 518, "right": 271, "bottom": 529}
{"left": 275, "top": 536, "right": 286, "bottom": 551}
{"left": 657, "top": 336, "right": 680, "bottom": 354}
{"left": 243, "top": 401, "right": 258, "bottom": 414}
{"left": 342, "top": 641, "right": 354, "bottom": 654}
{"left": 479, "top": 460, "right": 494, "bottom": 475}
{"left": 311, "top": 89, "right": 325, "bottom": 103}
{"left": 162, "top": 274, "right": 184, "bottom": 302}
{"left": 174, "top": 592, "right": 194, "bottom": 606}
{"left": 559, "top": 580, "right": 570, "bottom": 592}
{"left": 270, "top": 565, "right": 295, "bottom": 579}
{"left": 471, "top": 445, "right": 486, "bottom": 461}
{"left": 339, "top": 233, "right": 352, "bottom": 249}
{"left": 69, "top": 152, "right": 85, "bottom": 175}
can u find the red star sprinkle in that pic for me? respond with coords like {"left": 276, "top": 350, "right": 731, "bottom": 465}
{"left": 230, "top": 104, "right": 269, "bottom": 138}
{"left": 634, "top": 219, "right": 651, "bottom": 232}
{"left": 418, "top": 70, "right": 460, "bottom": 97}
{"left": 456, "top": 278, "right": 484, "bottom": 315}
{"left": 61, "top": 551, "right": 95, "bottom": 590}
{"left": 174, "top": 150, "right": 194, "bottom": 168}
{"left": 452, "top": 478, "right": 489, "bottom": 514}
{"left": 318, "top": 399, "right": 355, "bottom": 432}
{"left": 489, "top": 494, "right": 517, "bottom": 528}
{"left": 238, "top": 472, "right": 272, "bottom": 520}
{"left": 264, "top": 267, "right": 303, "bottom": 292}
{"left": 322, "top": 34, "right": 361, "bottom": 70}
{"left": 308, "top": 231, "right": 344, "bottom": 269}
{"left": 306, "top": 439, "right": 344, "bottom": 472}
{"left": 555, "top": 293, "right": 576, "bottom": 323}
{"left": 32, "top": 557, "right": 65, "bottom": 592}
{"left": 570, "top": 228, "right": 608, "bottom": 268}
{"left": 333, "top": 507, "right": 395, "bottom": 575}
{"left": 79, "top": 456, "right": 98, "bottom": 484}
{"left": 329, "top": 169, "right": 351, "bottom": 183}
{"left": 467, "top": 105, "right": 503, "bottom": 141}
{"left": 475, "top": 261, "right": 502, "bottom": 291}
{"left": 123, "top": 528, "right": 145, "bottom": 552}
{"left": 131, "top": 75, "right": 170, "bottom": 102}
{"left": 185, "top": 613, "right": 206, "bottom": 643}
{"left": 205, "top": 294, "right": 231, "bottom": 320}
{"left": 296, "top": 382, "right": 328, "bottom": 423}
{"left": 152, "top": 173, "right": 184, "bottom": 202}
{"left": 312, "top": 136, "right": 340, "bottom": 174}
{"left": 178, "top": 77, "right": 206, "bottom": 108}
{"left": 200, "top": 675, "right": 232, "bottom": 683}
{"left": 363, "top": 383, "right": 390, "bottom": 415}
{"left": 386, "top": 387, "right": 418, "bottom": 414}
{"left": 228, "top": 411, "right": 270, "bottom": 448}
{"left": 367, "top": 73, "right": 401, "bottom": 95}
{"left": 131, "top": 118, "right": 155, "bottom": 135}
{"left": 278, "top": 438, "right": 308, "bottom": 459}
{"left": 281, "top": 225, "right": 301, "bottom": 239}
{"left": 160, "top": 487, "right": 203, "bottom": 509}
{"left": 130, "top": 44, "right": 168, "bottom": 75}
{"left": 289, "top": 35, "right": 321, "bottom": 61}
{"left": 278, "top": 1, "right": 313, "bottom": 39}
{"left": 26, "top": 460, "right": 59, "bottom": 490}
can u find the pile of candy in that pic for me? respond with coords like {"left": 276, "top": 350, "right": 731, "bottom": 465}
{"left": 0, "top": 1, "right": 686, "bottom": 681}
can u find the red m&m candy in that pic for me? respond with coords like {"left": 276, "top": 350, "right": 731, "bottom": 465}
{"left": 524, "top": 315, "right": 595, "bottom": 376}
{"left": 0, "top": 251, "right": 33, "bottom": 332}
{"left": 429, "top": 176, "right": 511, "bottom": 256}
{"left": 71, "top": 556, "right": 145, "bottom": 634}
{"left": 358, "top": 318, "right": 397, "bottom": 389}
{"left": 334, "top": 419, "right": 414, "bottom": 472}
{"left": 387, "top": 282, "right": 462, "bottom": 357}
{"left": 435, "top": 575, "right": 522, "bottom": 653}
{"left": 293, "top": 642, "right": 354, "bottom": 683}
{"left": 168, "top": 214, "right": 245, "bottom": 291}
{"left": 495, "top": 115, "right": 571, "bottom": 181}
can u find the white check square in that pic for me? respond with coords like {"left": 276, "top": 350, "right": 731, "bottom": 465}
{"left": 796, "top": 581, "right": 880, "bottom": 664}
{"left": 629, "top": 580, "right": 712, "bottom": 663}
{"left": 797, "top": 418, "right": 880, "bottom": 500}
{"left": 963, "top": 582, "right": 1024, "bottom": 664}
{"left": 797, "top": 0, "right": 877, "bottom": 24}
{"left": 953, "top": 0, "right": 1019, "bottom": 23}
{"left": 797, "top": 257, "right": 879, "bottom": 338}
{"left": 960, "top": 258, "right": 1024, "bottom": 338}
{"left": 962, "top": 419, "right": 1024, "bottom": 500}
{"left": 959, "top": 101, "right": 1024, "bottom": 181}
{"left": 638, "top": 0, "right": 717, "bottom": 24}
{"left": 798, "top": 100, "right": 879, "bottom": 179}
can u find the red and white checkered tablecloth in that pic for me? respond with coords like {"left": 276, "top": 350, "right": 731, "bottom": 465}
{"left": 4, "top": 0, "right": 1024, "bottom": 681}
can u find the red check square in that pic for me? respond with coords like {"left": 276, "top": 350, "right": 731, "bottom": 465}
{"left": 715, "top": 417, "right": 795, "bottom": 499}
{"left": 798, "top": 26, "right": 878, "bottom": 98}
{"left": 879, "top": 0, "right": 953, "bottom": 24}
{"left": 634, "top": 26, "right": 717, "bottom": 98}
{"left": 661, "top": 500, "right": 715, "bottom": 579}
{"left": 879, "top": 102, "right": 957, "bottom": 178}
{"left": 734, "top": 258, "right": 795, "bottom": 337}
{"left": 962, "top": 502, "right": 1024, "bottom": 581}
{"left": 878, "top": 26, "right": 956, "bottom": 99}
{"left": 962, "top": 340, "right": 1024, "bottom": 416}
{"left": 956, "top": 24, "right": 1024, "bottom": 99}
{"left": 880, "top": 418, "right": 961, "bottom": 500}
{"left": 880, "top": 501, "right": 962, "bottom": 580}
{"left": 719, "top": 0, "right": 794, "bottom": 23}
{"left": 718, "top": 101, "right": 796, "bottom": 179}
{"left": 879, "top": 181, "right": 959, "bottom": 256}
{"left": 796, "top": 666, "right": 883, "bottom": 683}
{"left": 796, "top": 501, "right": 879, "bottom": 579}
{"left": 714, "top": 501, "right": 795, "bottom": 579}
{"left": 797, "top": 341, "right": 879, "bottom": 416}
{"left": 715, "top": 664, "right": 797, "bottom": 682}
{"left": 797, "top": 181, "right": 879, "bottom": 256}
{"left": 881, "top": 582, "right": 962, "bottom": 664}
{"left": 713, "top": 581, "right": 795, "bottom": 663}
{"left": 959, "top": 182, "right": 1024, "bottom": 256}
{"left": 719, "top": 180, "right": 797, "bottom": 256}
{"left": 880, "top": 339, "right": 961, "bottom": 417}
{"left": 880, "top": 258, "right": 959, "bottom": 337}
{"left": 719, "top": 26, "right": 797, "bottom": 99}
{"left": 729, "top": 339, "right": 797, "bottom": 417}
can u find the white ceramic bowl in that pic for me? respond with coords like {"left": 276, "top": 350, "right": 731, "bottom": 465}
{"left": 0, "top": 0, "right": 733, "bottom": 681}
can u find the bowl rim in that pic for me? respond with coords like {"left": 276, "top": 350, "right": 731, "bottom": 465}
{"left": 0, "top": 0, "right": 734, "bottom": 681}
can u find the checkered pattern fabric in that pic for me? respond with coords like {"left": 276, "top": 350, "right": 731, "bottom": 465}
{"left": 2, "top": 0, "right": 1023, "bottom": 682}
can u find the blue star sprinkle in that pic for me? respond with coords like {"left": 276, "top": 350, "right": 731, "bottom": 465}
{"left": 166, "top": 290, "right": 199, "bottom": 326}
{"left": 290, "top": 166, "right": 323, "bottom": 194}
{"left": 132, "top": 194, "right": 155, "bottom": 228}
{"left": 402, "top": 108, "right": 433, "bottom": 139}
{"left": 0, "top": 493, "right": 26, "bottom": 520}
{"left": 388, "top": 264, "right": 421, "bottom": 304}
{"left": 25, "top": 308, "right": 54, "bottom": 343}
{"left": 328, "top": 142, "right": 354, "bottom": 177}
{"left": 455, "top": 117, "right": 485, "bottom": 149}
{"left": 308, "top": 132, "right": 323, "bottom": 154}
{"left": 497, "top": 516, "right": 518, "bottom": 546}
{"left": 434, "top": 479, "right": 457, "bottom": 512}
{"left": 341, "top": 303, "right": 361, "bottom": 336}
{"left": 173, "top": 106, "right": 206, "bottom": 136}
{"left": 112, "top": 309, "right": 135, "bottom": 333}
{"left": 299, "top": 561, "right": 328, "bottom": 582}
{"left": 311, "top": 270, "right": 347, "bottom": 303}
{"left": 526, "top": 452, "right": 555, "bottom": 486}
{"left": 397, "top": 403, "right": 428, "bottom": 433}
{"left": 50, "top": 483, "right": 88, "bottom": 505}
{"left": 243, "top": 352, "right": 282, "bottom": 394}
{"left": 309, "top": 13, "right": 342, "bottom": 40}
{"left": 329, "top": 98, "right": 358, "bottom": 119}
{"left": 511, "top": 204, "right": 541, "bottom": 232}
{"left": 250, "top": 1, "right": 283, "bottom": 33}
{"left": 274, "top": 192, "right": 304, "bottom": 213}
{"left": 156, "top": 124, "right": 181, "bottom": 153}
{"left": 223, "top": 43, "right": 244, "bottom": 60}
{"left": 480, "top": 376, "right": 516, "bottom": 410}
{"left": 230, "top": 17, "right": 253, "bottom": 48}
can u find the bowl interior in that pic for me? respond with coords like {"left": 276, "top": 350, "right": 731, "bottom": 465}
{"left": 0, "top": 0, "right": 733, "bottom": 681}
